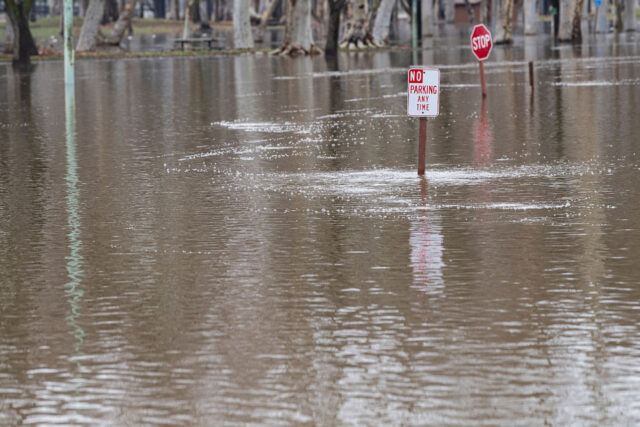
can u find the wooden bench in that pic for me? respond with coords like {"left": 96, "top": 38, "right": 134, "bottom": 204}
{"left": 173, "top": 37, "right": 220, "bottom": 51}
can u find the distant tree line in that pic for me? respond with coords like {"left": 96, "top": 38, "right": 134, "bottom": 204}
{"left": 2, "top": 0, "right": 638, "bottom": 66}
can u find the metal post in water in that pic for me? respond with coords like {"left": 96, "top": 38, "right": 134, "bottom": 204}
{"left": 418, "top": 118, "right": 427, "bottom": 175}
{"left": 63, "top": 0, "right": 74, "bottom": 87}
{"left": 529, "top": 61, "right": 534, "bottom": 91}
{"left": 479, "top": 61, "right": 487, "bottom": 98}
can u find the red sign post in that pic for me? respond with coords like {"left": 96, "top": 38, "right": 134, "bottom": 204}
{"left": 407, "top": 68, "right": 440, "bottom": 176}
{"left": 470, "top": 24, "right": 492, "bottom": 97}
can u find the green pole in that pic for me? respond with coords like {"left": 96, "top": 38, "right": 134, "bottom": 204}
{"left": 411, "top": 0, "right": 419, "bottom": 64}
{"left": 64, "top": 0, "right": 74, "bottom": 87}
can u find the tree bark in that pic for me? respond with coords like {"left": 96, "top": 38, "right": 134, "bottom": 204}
{"left": 102, "top": 0, "right": 138, "bottom": 44}
{"left": 234, "top": 0, "right": 255, "bottom": 48}
{"left": 169, "top": 0, "right": 181, "bottom": 18}
{"left": 444, "top": 0, "right": 454, "bottom": 22}
{"left": 373, "top": 0, "right": 395, "bottom": 44}
{"left": 325, "top": 0, "right": 345, "bottom": 55}
{"left": 275, "top": 0, "right": 320, "bottom": 55}
{"left": 614, "top": 0, "right": 623, "bottom": 31}
{"left": 5, "top": 0, "right": 39, "bottom": 68}
{"left": 524, "top": 0, "right": 536, "bottom": 34}
{"left": 558, "top": 0, "right": 575, "bottom": 40}
{"left": 421, "top": 0, "right": 434, "bottom": 38}
{"left": 190, "top": 0, "right": 202, "bottom": 21}
{"left": 624, "top": 0, "right": 637, "bottom": 31}
{"left": 341, "top": 0, "right": 375, "bottom": 47}
{"left": 570, "top": 0, "right": 584, "bottom": 41}
{"left": 495, "top": 0, "right": 514, "bottom": 43}
{"left": 102, "top": 0, "right": 120, "bottom": 23}
{"left": 255, "top": 0, "right": 281, "bottom": 42}
{"left": 77, "top": 0, "right": 105, "bottom": 51}
{"left": 4, "top": 18, "right": 15, "bottom": 54}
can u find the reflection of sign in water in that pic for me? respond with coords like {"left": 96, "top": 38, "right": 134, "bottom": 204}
{"left": 473, "top": 100, "right": 493, "bottom": 166}
{"left": 410, "top": 212, "right": 445, "bottom": 294}
{"left": 407, "top": 68, "right": 440, "bottom": 117}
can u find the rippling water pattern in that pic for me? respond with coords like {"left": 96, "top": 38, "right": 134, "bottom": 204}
{"left": 1, "top": 33, "right": 640, "bottom": 424}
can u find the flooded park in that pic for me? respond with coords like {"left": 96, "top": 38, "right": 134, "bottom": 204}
{"left": 1, "top": 24, "right": 640, "bottom": 424}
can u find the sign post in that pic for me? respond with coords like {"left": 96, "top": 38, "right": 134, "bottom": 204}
{"left": 470, "top": 24, "right": 492, "bottom": 98}
{"left": 407, "top": 68, "right": 440, "bottom": 176}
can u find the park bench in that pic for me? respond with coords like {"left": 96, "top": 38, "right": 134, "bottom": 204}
{"left": 173, "top": 37, "right": 221, "bottom": 51}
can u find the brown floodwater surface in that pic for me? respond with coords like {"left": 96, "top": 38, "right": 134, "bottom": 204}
{"left": 1, "top": 33, "right": 640, "bottom": 424}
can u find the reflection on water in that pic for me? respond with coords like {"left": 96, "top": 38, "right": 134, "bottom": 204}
{"left": 1, "top": 32, "right": 640, "bottom": 425}
{"left": 410, "top": 180, "right": 445, "bottom": 294}
{"left": 64, "top": 81, "right": 85, "bottom": 358}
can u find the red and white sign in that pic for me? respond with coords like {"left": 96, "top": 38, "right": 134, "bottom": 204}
{"left": 407, "top": 68, "right": 440, "bottom": 117}
{"left": 470, "top": 24, "right": 492, "bottom": 61}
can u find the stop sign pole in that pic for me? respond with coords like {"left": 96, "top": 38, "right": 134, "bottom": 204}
{"left": 470, "top": 24, "right": 493, "bottom": 98}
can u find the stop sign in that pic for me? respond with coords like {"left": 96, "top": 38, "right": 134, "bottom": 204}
{"left": 470, "top": 24, "right": 492, "bottom": 61}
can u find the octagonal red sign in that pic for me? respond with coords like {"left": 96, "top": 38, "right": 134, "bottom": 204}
{"left": 470, "top": 24, "right": 492, "bottom": 61}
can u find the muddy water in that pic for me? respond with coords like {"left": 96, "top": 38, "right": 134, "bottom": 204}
{"left": 1, "top": 34, "right": 640, "bottom": 424}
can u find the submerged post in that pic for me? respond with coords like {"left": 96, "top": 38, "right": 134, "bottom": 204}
{"left": 407, "top": 67, "right": 440, "bottom": 176}
{"left": 418, "top": 118, "right": 427, "bottom": 175}
{"left": 479, "top": 61, "right": 487, "bottom": 98}
{"left": 63, "top": 0, "right": 74, "bottom": 87}
{"left": 528, "top": 61, "right": 534, "bottom": 91}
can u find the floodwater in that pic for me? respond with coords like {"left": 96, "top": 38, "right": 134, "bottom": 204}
{"left": 1, "top": 31, "right": 640, "bottom": 425}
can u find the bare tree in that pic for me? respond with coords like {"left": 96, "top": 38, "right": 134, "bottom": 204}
{"left": 341, "top": 0, "right": 375, "bottom": 47}
{"left": 255, "top": 0, "right": 281, "bottom": 42}
{"left": 77, "top": 0, "right": 105, "bottom": 51}
{"left": 234, "top": 0, "right": 255, "bottom": 48}
{"left": 325, "top": 0, "right": 346, "bottom": 55}
{"left": 558, "top": 0, "right": 583, "bottom": 41}
{"left": 4, "top": 0, "right": 39, "bottom": 67}
{"left": 102, "top": 0, "right": 138, "bottom": 45}
{"left": 494, "top": 0, "right": 514, "bottom": 43}
{"left": 275, "top": 0, "right": 321, "bottom": 54}
{"left": 4, "top": 20, "right": 15, "bottom": 54}
{"left": 624, "top": 0, "right": 637, "bottom": 31}
{"left": 373, "top": 0, "right": 395, "bottom": 45}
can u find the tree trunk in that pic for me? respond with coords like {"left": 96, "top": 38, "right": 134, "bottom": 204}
{"left": 190, "top": 0, "right": 202, "bottom": 21}
{"left": 444, "top": 0, "right": 454, "bottom": 22}
{"left": 4, "top": 18, "right": 15, "bottom": 54}
{"left": 275, "top": 0, "right": 319, "bottom": 54}
{"left": 234, "top": 0, "right": 255, "bottom": 48}
{"left": 255, "top": 0, "right": 281, "bottom": 42}
{"left": 421, "top": 0, "right": 434, "bottom": 37}
{"left": 495, "top": 0, "right": 514, "bottom": 43}
{"left": 77, "top": 0, "right": 105, "bottom": 51}
{"left": 102, "top": 0, "right": 138, "bottom": 44}
{"left": 373, "top": 0, "right": 395, "bottom": 44}
{"left": 570, "top": 0, "right": 584, "bottom": 41}
{"left": 80, "top": 0, "right": 90, "bottom": 16}
{"left": 614, "top": 0, "right": 623, "bottom": 31}
{"left": 524, "top": 0, "right": 536, "bottom": 34}
{"left": 558, "top": 0, "right": 575, "bottom": 40}
{"left": 624, "top": 0, "right": 636, "bottom": 31}
{"left": 5, "top": 0, "right": 39, "bottom": 68}
{"left": 169, "top": 0, "right": 180, "bottom": 18}
{"left": 325, "top": 0, "right": 345, "bottom": 55}
{"left": 103, "top": 0, "right": 120, "bottom": 23}
{"left": 341, "top": 0, "right": 375, "bottom": 47}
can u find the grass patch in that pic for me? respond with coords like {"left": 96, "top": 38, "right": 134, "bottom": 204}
{"left": 0, "top": 17, "right": 235, "bottom": 47}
